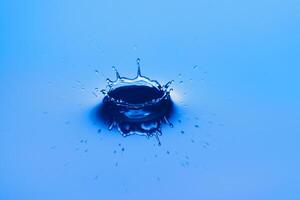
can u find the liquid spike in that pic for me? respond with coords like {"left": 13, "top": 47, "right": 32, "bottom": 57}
{"left": 164, "top": 116, "right": 174, "bottom": 128}
{"left": 100, "top": 89, "right": 107, "bottom": 95}
{"left": 164, "top": 80, "right": 174, "bottom": 89}
{"left": 136, "top": 58, "right": 141, "bottom": 76}
{"left": 112, "top": 66, "right": 121, "bottom": 79}
{"left": 154, "top": 132, "right": 161, "bottom": 146}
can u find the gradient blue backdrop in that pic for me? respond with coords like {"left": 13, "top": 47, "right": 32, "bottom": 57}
{"left": 1, "top": 0, "right": 300, "bottom": 199}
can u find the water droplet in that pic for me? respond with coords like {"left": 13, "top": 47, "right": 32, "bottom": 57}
{"left": 133, "top": 44, "right": 138, "bottom": 51}
{"left": 50, "top": 145, "right": 56, "bottom": 150}
{"left": 92, "top": 92, "right": 98, "bottom": 97}
{"left": 203, "top": 142, "right": 210, "bottom": 148}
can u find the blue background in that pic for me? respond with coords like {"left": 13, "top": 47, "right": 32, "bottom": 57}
{"left": 1, "top": 0, "right": 300, "bottom": 199}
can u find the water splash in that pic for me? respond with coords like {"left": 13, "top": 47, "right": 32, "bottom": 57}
{"left": 99, "top": 58, "right": 174, "bottom": 145}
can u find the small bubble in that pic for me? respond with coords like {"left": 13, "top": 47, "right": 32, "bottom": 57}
{"left": 121, "top": 147, "right": 125, "bottom": 152}
{"left": 180, "top": 130, "right": 185, "bottom": 134}
{"left": 193, "top": 65, "right": 198, "bottom": 70}
{"left": 80, "top": 139, "right": 84, "bottom": 143}
{"left": 178, "top": 73, "right": 182, "bottom": 78}
{"left": 179, "top": 80, "right": 183, "bottom": 84}
{"left": 191, "top": 139, "right": 195, "bottom": 143}
{"left": 113, "top": 150, "right": 117, "bottom": 154}
{"left": 194, "top": 124, "right": 199, "bottom": 128}
{"left": 97, "top": 129, "right": 102, "bottom": 133}
{"left": 94, "top": 175, "right": 99, "bottom": 180}
{"left": 65, "top": 121, "right": 70, "bottom": 125}
{"left": 178, "top": 119, "right": 182, "bottom": 123}
{"left": 84, "top": 149, "right": 88, "bottom": 153}
{"left": 115, "top": 162, "right": 118, "bottom": 167}
{"left": 166, "top": 150, "right": 170, "bottom": 154}
{"left": 95, "top": 69, "right": 99, "bottom": 74}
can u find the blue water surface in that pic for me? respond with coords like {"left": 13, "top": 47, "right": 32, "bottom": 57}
{"left": 1, "top": 0, "right": 300, "bottom": 199}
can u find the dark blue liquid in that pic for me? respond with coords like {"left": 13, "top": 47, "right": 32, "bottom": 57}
{"left": 99, "top": 85, "right": 173, "bottom": 137}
